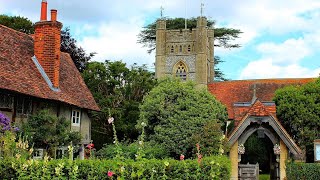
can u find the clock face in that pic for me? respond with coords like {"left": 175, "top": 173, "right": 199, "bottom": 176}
{"left": 316, "top": 144, "right": 320, "bottom": 161}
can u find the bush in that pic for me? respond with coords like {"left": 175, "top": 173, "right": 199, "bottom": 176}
{"left": 286, "top": 161, "right": 320, "bottom": 180}
{"left": 0, "top": 156, "right": 230, "bottom": 179}
{"left": 137, "top": 78, "right": 228, "bottom": 158}
{"left": 96, "top": 141, "right": 170, "bottom": 159}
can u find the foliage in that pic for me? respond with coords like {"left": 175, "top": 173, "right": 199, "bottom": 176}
{"left": 22, "top": 110, "right": 81, "bottom": 157}
{"left": 0, "top": 113, "right": 33, "bottom": 159}
{"left": 96, "top": 141, "right": 170, "bottom": 160}
{"left": 0, "top": 14, "right": 34, "bottom": 34}
{"left": 214, "top": 56, "right": 229, "bottom": 81}
{"left": 137, "top": 78, "right": 228, "bottom": 158}
{"left": 61, "top": 27, "right": 96, "bottom": 72}
{"left": 0, "top": 156, "right": 230, "bottom": 179}
{"left": 241, "top": 132, "right": 271, "bottom": 174}
{"left": 286, "top": 162, "right": 320, "bottom": 180}
{"left": 82, "top": 61, "right": 157, "bottom": 149}
{"left": 192, "top": 121, "right": 228, "bottom": 156}
{"left": 274, "top": 78, "right": 320, "bottom": 162}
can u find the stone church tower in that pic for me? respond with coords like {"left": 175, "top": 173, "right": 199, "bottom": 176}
{"left": 155, "top": 16, "right": 214, "bottom": 87}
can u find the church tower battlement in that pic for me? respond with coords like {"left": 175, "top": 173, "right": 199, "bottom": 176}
{"left": 155, "top": 16, "right": 214, "bottom": 87}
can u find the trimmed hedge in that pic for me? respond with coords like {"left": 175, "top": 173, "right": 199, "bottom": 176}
{"left": 0, "top": 156, "right": 230, "bottom": 179}
{"left": 286, "top": 162, "right": 320, "bottom": 180}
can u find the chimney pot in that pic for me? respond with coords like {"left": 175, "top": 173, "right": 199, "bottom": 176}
{"left": 40, "top": 0, "right": 47, "bottom": 21}
{"left": 51, "top": 9, "right": 57, "bottom": 21}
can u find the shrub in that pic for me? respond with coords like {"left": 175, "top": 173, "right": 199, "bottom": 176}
{"left": 286, "top": 161, "right": 320, "bottom": 180}
{"left": 0, "top": 155, "right": 230, "bottom": 179}
{"left": 96, "top": 141, "right": 170, "bottom": 160}
{"left": 137, "top": 78, "right": 228, "bottom": 158}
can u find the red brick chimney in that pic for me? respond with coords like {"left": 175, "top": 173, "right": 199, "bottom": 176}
{"left": 34, "top": 0, "right": 62, "bottom": 88}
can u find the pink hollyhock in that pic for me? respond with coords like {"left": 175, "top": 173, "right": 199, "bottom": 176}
{"left": 86, "top": 143, "right": 94, "bottom": 149}
{"left": 180, "top": 154, "right": 185, "bottom": 160}
{"left": 107, "top": 171, "right": 114, "bottom": 177}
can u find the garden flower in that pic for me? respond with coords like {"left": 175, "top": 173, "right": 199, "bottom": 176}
{"left": 108, "top": 117, "right": 114, "bottom": 124}
{"left": 15, "top": 153, "right": 21, "bottom": 159}
{"left": 86, "top": 143, "right": 94, "bottom": 149}
{"left": 107, "top": 171, "right": 114, "bottom": 177}
{"left": 141, "top": 122, "right": 146, "bottom": 127}
{"left": 138, "top": 141, "right": 143, "bottom": 145}
{"left": 164, "top": 161, "right": 169, "bottom": 167}
{"left": 13, "top": 127, "right": 20, "bottom": 132}
{"left": 180, "top": 154, "right": 185, "bottom": 160}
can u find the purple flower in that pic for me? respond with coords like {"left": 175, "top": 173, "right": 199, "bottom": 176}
{"left": 13, "top": 127, "right": 20, "bottom": 132}
{"left": 0, "top": 112, "right": 13, "bottom": 132}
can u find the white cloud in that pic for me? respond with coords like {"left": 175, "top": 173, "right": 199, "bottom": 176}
{"left": 239, "top": 34, "right": 320, "bottom": 79}
{"left": 78, "top": 17, "right": 154, "bottom": 68}
{"left": 240, "top": 59, "right": 320, "bottom": 79}
{"left": 256, "top": 38, "right": 312, "bottom": 65}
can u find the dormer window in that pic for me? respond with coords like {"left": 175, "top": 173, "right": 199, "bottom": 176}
{"left": 71, "top": 109, "right": 81, "bottom": 126}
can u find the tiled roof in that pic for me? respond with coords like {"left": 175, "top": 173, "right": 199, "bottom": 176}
{"left": 0, "top": 24, "right": 99, "bottom": 111}
{"left": 208, "top": 78, "right": 315, "bottom": 119}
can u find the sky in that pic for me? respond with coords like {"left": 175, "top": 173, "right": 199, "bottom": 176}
{"left": 1, "top": 0, "right": 320, "bottom": 80}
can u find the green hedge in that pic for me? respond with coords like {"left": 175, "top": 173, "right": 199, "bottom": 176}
{"left": 0, "top": 156, "right": 230, "bottom": 179}
{"left": 286, "top": 162, "right": 320, "bottom": 180}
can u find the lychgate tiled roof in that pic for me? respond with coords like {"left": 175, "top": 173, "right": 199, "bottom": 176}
{"left": 0, "top": 24, "right": 99, "bottom": 111}
{"left": 208, "top": 78, "right": 314, "bottom": 119}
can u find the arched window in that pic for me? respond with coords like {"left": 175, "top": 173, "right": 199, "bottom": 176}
{"left": 174, "top": 62, "right": 187, "bottom": 81}
{"left": 171, "top": 46, "right": 174, "bottom": 53}
{"left": 187, "top": 45, "right": 191, "bottom": 52}
{"left": 179, "top": 45, "right": 182, "bottom": 52}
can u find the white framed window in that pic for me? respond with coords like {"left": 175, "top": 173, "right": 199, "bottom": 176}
{"left": 71, "top": 109, "right": 81, "bottom": 126}
{"left": 56, "top": 146, "right": 69, "bottom": 159}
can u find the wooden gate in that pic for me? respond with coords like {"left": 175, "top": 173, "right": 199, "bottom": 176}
{"left": 238, "top": 163, "right": 259, "bottom": 180}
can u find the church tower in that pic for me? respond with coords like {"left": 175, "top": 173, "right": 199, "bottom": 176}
{"left": 155, "top": 16, "right": 214, "bottom": 87}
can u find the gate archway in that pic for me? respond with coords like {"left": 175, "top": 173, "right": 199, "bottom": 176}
{"left": 228, "top": 99, "right": 303, "bottom": 180}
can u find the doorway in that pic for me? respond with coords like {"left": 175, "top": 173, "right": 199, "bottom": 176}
{"left": 241, "top": 132, "right": 279, "bottom": 180}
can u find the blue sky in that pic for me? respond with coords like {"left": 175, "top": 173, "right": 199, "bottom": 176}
{"left": 1, "top": 0, "right": 320, "bottom": 80}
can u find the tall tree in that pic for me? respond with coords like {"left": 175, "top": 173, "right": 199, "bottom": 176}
{"left": 136, "top": 78, "right": 228, "bottom": 158}
{"left": 137, "top": 17, "right": 242, "bottom": 81}
{"left": 60, "top": 28, "right": 96, "bottom": 72}
{"left": 274, "top": 78, "right": 320, "bottom": 162}
{"left": 0, "top": 15, "right": 34, "bottom": 34}
{"left": 82, "top": 61, "right": 157, "bottom": 149}
{"left": 0, "top": 15, "right": 94, "bottom": 72}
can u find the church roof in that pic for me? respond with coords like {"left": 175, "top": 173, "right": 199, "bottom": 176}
{"left": 0, "top": 24, "right": 99, "bottom": 111}
{"left": 208, "top": 78, "right": 315, "bottom": 119}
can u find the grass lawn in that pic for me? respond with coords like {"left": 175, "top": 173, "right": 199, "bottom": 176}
{"left": 259, "top": 174, "right": 270, "bottom": 180}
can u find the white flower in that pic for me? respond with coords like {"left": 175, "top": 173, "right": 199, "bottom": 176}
{"left": 141, "top": 122, "right": 146, "bottom": 127}
{"left": 139, "top": 141, "right": 143, "bottom": 145}
{"left": 120, "top": 166, "right": 125, "bottom": 172}
{"left": 108, "top": 117, "right": 114, "bottom": 124}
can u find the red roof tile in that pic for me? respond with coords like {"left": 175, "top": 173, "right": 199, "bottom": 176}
{"left": 0, "top": 24, "right": 99, "bottom": 111}
{"left": 208, "top": 78, "right": 314, "bottom": 119}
